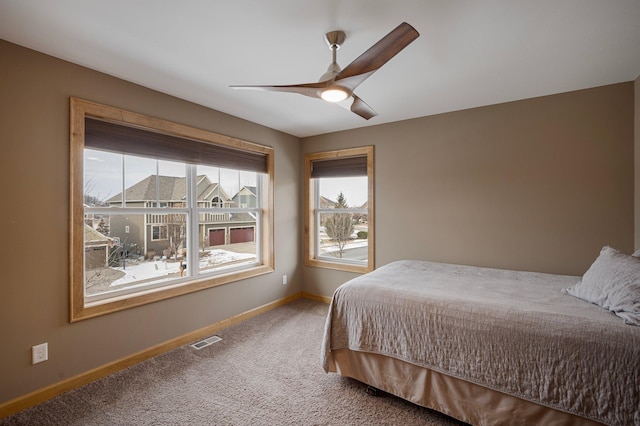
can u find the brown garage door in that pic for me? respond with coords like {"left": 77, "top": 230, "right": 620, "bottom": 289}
{"left": 209, "top": 229, "right": 225, "bottom": 246}
{"left": 230, "top": 227, "right": 254, "bottom": 244}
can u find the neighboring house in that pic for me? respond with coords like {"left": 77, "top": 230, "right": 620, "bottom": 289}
{"left": 232, "top": 186, "right": 257, "bottom": 208}
{"left": 319, "top": 195, "right": 335, "bottom": 209}
{"left": 354, "top": 200, "right": 368, "bottom": 224}
{"left": 84, "top": 224, "right": 113, "bottom": 269}
{"left": 106, "top": 175, "right": 257, "bottom": 258}
{"left": 318, "top": 196, "right": 368, "bottom": 224}
{"left": 319, "top": 196, "right": 366, "bottom": 211}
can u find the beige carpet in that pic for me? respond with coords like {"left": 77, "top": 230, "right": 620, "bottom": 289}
{"left": 1, "top": 299, "right": 466, "bottom": 425}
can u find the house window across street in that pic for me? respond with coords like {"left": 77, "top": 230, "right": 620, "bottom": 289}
{"left": 151, "top": 225, "right": 168, "bottom": 241}
{"left": 70, "top": 98, "right": 274, "bottom": 321}
{"left": 304, "top": 146, "right": 374, "bottom": 273}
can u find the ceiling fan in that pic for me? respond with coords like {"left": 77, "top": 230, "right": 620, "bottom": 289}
{"left": 230, "top": 22, "right": 419, "bottom": 120}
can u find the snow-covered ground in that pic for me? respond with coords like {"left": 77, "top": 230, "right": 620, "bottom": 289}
{"left": 107, "top": 237, "right": 367, "bottom": 288}
{"left": 319, "top": 239, "right": 368, "bottom": 255}
{"left": 110, "top": 248, "right": 255, "bottom": 286}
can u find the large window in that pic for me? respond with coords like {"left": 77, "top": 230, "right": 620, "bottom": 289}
{"left": 70, "top": 98, "right": 274, "bottom": 321}
{"left": 304, "top": 146, "right": 374, "bottom": 273}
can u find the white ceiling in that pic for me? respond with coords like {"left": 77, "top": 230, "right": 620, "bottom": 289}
{"left": 1, "top": 1, "right": 639, "bottom": 138}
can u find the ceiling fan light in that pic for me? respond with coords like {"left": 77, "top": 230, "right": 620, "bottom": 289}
{"left": 321, "top": 88, "right": 350, "bottom": 103}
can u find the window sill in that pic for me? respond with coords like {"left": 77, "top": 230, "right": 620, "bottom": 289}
{"left": 304, "top": 258, "right": 372, "bottom": 274}
{"left": 71, "top": 264, "right": 273, "bottom": 322}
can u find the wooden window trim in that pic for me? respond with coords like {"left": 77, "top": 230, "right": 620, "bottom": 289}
{"left": 304, "top": 146, "right": 374, "bottom": 273}
{"left": 70, "top": 98, "right": 274, "bottom": 322}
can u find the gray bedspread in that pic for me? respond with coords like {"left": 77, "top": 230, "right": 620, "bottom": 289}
{"left": 322, "top": 260, "right": 640, "bottom": 425}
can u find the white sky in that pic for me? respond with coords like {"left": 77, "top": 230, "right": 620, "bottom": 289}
{"left": 318, "top": 176, "right": 368, "bottom": 207}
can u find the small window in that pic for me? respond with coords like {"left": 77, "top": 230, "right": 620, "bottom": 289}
{"left": 304, "top": 146, "right": 374, "bottom": 273}
{"left": 70, "top": 98, "right": 274, "bottom": 321}
{"left": 151, "top": 225, "right": 168, "bottom": 241}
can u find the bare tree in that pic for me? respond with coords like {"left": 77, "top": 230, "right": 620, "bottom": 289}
{"left": 324, "top": 192, "right": 354, "bottom": 258}
{"left": 83, "top": 177, "right": 110, "bottom": 206}
{"left": 166, "top": 213, "right": 187, "bottom": 260}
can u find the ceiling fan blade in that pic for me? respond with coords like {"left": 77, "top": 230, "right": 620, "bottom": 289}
{"left": 335, "top": 22, "right": 419, "bottom": 91}
{"left": 337, "top": 94, "right": 377, "bottom": 120}
{"left": 230, "top": 82, "right": 328, "bottom": 99}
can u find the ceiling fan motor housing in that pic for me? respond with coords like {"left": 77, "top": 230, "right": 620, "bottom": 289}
{"left": 324, "top": 30, "right": 346, "bottom": 50}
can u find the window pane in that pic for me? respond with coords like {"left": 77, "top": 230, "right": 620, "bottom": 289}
{"left": 158, "top": 159, "right": 187, "bottom": 208}
{"left": 197, "top": 165, "right": 226, "bottom": 207}
{"left": 121, "top": 155, "right": 187, "bottom": 208}
{"left": 123, "top": 155, "right": 156, "bottom": 208}
{"left": 316, "top": 175, "right": 369, "bottom": 264}
{"left": 196, "top": 165, "right": 259, "bottom": 274}
{"left": 84, "top": 150, "right": 189, "bottom": 208}
{"left": 84, "top": 212, "right": 188, "bottom": 297}
{"left": 217, "top": 168, "right": 258, "bottom": 208}
{"left": 84, "top": 148, "right": 123, "bottom": 206}
{"left": 318, "top": 176, "right": 368, "bottom": 209}
{"left": 198, "top": 223, "right": 258, "bottom": 274}
{"left": 318, "top": 212, "right": 368, "bottom": 262}
{"left": 236, "top": 170, "right": 258, "bottom": 208}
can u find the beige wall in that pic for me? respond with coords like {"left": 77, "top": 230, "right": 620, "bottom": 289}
{"left": 302, "top": 83, "right": 635, "bottom": 297}
{"left": 0, "top": 40, "right": 301, "bottom": 404}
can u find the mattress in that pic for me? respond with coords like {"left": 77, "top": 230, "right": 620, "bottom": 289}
{"left": 322, "top": 260, "right": 640, "bottom": 425}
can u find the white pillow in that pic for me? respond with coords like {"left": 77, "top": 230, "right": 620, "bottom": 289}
{"left": 633, "top": 249, "right": 640, "bottom": 258}
{"left": 563, "top": 246, "right": 640, "bottom": 326}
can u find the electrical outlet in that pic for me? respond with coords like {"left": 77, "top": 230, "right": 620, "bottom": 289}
{"left": 32, "top": 343, "right": 48, "bottom": 364}
{"left": 282, "top": 274, "right": 288, "bottom": 285}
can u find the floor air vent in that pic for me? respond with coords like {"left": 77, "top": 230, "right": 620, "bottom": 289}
{"left": 191, "top": 335, "right": 222, "bottom": 350}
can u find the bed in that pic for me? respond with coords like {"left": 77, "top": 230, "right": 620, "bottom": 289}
{"left": 322, "top": 248, "right": 640, "bottom": 425}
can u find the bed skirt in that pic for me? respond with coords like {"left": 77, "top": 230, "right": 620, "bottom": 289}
{"left": 326, "top": 349, "right": 604, "bottom": 426}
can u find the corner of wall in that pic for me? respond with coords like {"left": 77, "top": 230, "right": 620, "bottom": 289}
{"left": 635, "top": 75, "right": 640, "bottom": 250}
